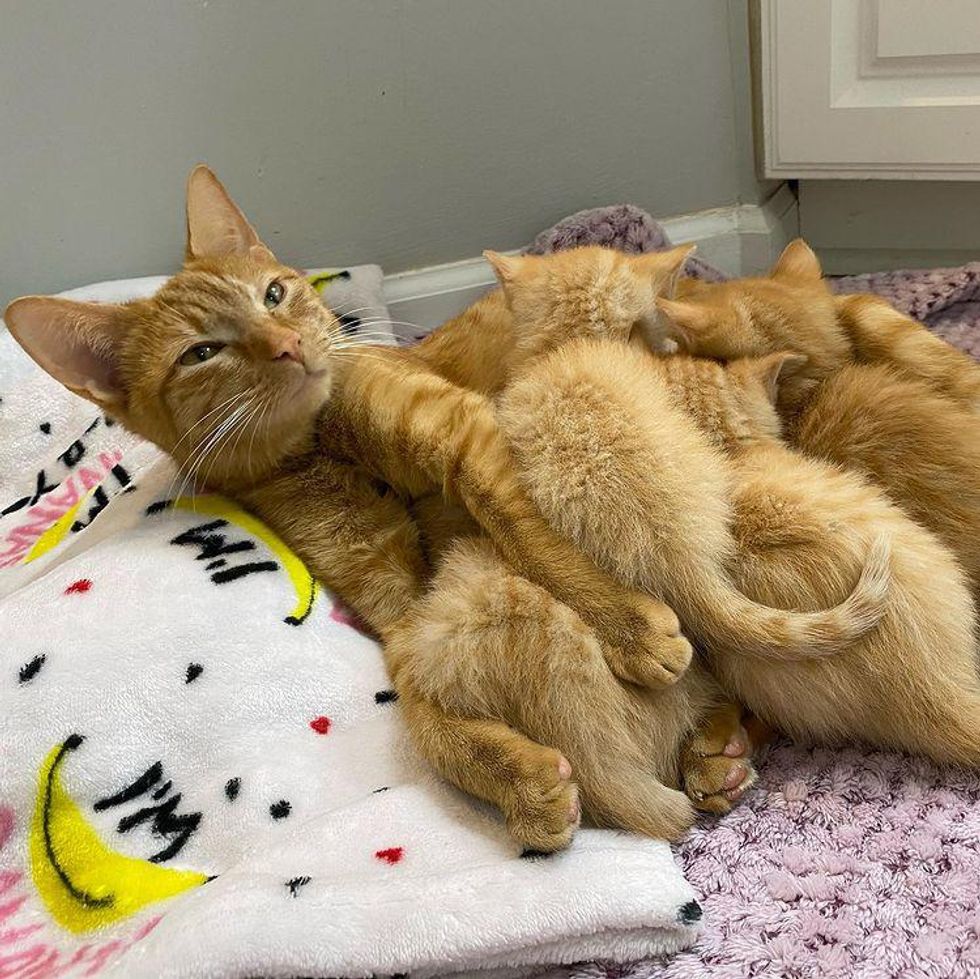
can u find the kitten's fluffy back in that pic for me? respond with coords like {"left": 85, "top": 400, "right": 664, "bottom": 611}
{"left": 659, "top": 238, "right": 980, "bottom": 603}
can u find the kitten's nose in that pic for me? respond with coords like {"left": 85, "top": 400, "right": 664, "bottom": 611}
{"left": 271, "top": 331, "right": 303, "bottom": 364}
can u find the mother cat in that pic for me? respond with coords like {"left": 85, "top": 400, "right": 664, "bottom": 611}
{"left": 6, "top": 166, "right": 774, "bottom": 853}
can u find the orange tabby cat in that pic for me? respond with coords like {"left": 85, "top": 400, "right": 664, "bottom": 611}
{"left": 656, "top": 239, "right": 980, "bottom": 601}
{"left": 5, "top": 167, "right": 742, "bottom": 851}
{"left": 481, "top": 247, "right": 891, "bottom": 663}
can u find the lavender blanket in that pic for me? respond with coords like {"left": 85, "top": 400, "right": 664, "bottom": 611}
{"left": 526, "top": 205, "right": 980, "bottom": 979}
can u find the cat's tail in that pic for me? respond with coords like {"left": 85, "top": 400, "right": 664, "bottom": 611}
{"left": 692, "top": 534, "right": 892, "bottom": 660}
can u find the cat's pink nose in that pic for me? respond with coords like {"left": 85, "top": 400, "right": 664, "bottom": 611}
{"left": 272, "top": 332, "right": 303, "bottom": 364}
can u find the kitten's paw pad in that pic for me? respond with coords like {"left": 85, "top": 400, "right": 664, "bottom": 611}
{"left": 682, "top": 750, "right": 758, "bottom": 815}
{"left": 506, "top": 748, "right": 580, "bottom": 853}
{"left": 689, "top": 715, "right": 748, "bottom": 759}
{"left": 682, "top": 715, "right": 759, "bottom": 814}
{"left": 723, "top": 732, "right": 747, "bottom": 757}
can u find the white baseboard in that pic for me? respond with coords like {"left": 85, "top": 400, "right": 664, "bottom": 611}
{"left": 382, "top": 183, "right": 799, "bottom": 332}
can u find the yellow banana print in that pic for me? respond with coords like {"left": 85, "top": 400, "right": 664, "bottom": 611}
{"left": 29, "top": 736, "right": 208, "bottom": 934}
{"left": 169, "top": 494, "right": 319, "bottom": 625}
{"left": 23, "top": 490, "right": 94, "bottom": 563}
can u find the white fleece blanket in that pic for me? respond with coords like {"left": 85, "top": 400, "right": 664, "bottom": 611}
{"left": 0, "top": 273, "right": 699, "bottom": 979}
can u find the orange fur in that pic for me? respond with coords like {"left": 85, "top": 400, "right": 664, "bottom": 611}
{"left": 489, "top": 247, "right": 891, "bottom": 662}
{"left": 459, "top": 244, "right": 980, "bottom": 767}
{"left": 673, "top": 354, "right": 980, "bottom": 767}
{"left": 659, "top": 238, "right": 980, "bottom": 603}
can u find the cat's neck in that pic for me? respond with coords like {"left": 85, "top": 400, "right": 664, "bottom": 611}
{"left": 181, "top": 413, "right": 320, "bottom": 496}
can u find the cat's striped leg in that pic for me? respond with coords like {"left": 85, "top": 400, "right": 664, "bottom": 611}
{"left": 397, "top": 695, "right": 581, "bottom": 853}
{"left": 327, "top": 353, "right": 693, "bottom": 691}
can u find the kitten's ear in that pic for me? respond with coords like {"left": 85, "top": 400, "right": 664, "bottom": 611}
{"left": 4, "top": 297, "right": 127, "bottom": 408}
{"left": 744, "top": 351, "right": 809, "bottom": 402}
{"left": 654, "top": 296, "right": 714, "bottom": 345}
{"left": 770, "top": 239, "right": 822, "bottom": 281}
{"left": 483, "top": 250, "right": 528, "bottom": 286}
{"left": 634, "top": 244, "right": 697, "bottom": 297}
{"left": 185, "top": 164, "right": 276, "bottom": 263}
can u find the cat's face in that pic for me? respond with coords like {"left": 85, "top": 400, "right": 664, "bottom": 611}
{"left": 484, "top": 245, "right": 695, "bottom": 370}
{"left": 5, "top": 167, "right": 346, "bottom": 490}
{"left": 127, "top": 254, "right": 339, "bottom": 462}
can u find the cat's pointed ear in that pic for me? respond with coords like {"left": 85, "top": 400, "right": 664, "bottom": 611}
{"left": 654, "top": 296, "right": 714, "bottom": 344}
{"left": 770, "top": 239, "right": 822, "bottom": 281}
{"left": 4, "top": 297, "right": 127, "bottom": 408}
{"left": 744, "top": 351, "right": 809, "bottom": 402}
{"left": 185, "top": 165, "right": 275, "bottom": 263}
{"left": 634, "top": 244, "right": 697, "bottom": 297}
{"left": 483, "top": 250, "right": 527, "bottom": 286}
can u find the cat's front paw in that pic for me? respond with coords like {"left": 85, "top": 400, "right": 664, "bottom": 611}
{"left": 605, "top": 598, "right": 693, "bottom": 688}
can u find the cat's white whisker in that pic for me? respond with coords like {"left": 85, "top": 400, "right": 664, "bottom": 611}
{"left": 329, "top": 303, "right": 375, "bottom": 318}
{"left": 197, "top": 400, "right": 254, "bottom": 476}
{"left": 170, "top": 390, "right": 251, "bottom": 455}
{"left": 246, "top": 395, "right": 274, "bottom": 483}
{"left": 328, "top": 348, "right": 395, "bottom": 363}
{"left": 205, "top": 398, "right": 264, "bottom": 490}
{"left": 338, "top": 328, "right": 399, "bottom": 340}
{"left": 331, "top": 338, "right": 397, "bottom": 351}
{"left": 178, "top": 400, "right": 253, "bottom": 507}
{"left": 165, "top": 392, "right": 252, "bottom": 503}
{"left": 355, "top": 317, "right": 423, "bottom": 333}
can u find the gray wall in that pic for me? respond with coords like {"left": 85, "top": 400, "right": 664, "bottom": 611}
{"left": 800, "top": 181, "right": 980, "bottom": 274}
{"left": 0, "top": 0, "right": 760, "bottom": 305}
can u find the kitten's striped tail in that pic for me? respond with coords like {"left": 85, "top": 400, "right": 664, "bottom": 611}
{"left": 701, "top": 534, "right": 892, "bottom": 660}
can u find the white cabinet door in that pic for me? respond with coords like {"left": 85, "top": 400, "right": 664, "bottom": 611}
{"left": 761, "top": 0, "right": 980, "bottom": 179}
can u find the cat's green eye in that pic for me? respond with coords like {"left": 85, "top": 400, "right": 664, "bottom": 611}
{"left": 179, "top": 342, "right": 225, "bottom": 366}
{"left": 264, "top": 280, "right": 285, "bottom": 309}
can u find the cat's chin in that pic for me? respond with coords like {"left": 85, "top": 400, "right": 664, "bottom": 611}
{"left": 280, "top": 370, "right": 333, "bottom": 428}
{"left": 297, "top": 366, "right": 331, "bottom": 402}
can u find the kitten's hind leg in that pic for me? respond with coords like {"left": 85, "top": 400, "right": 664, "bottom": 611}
{"left": 399, "top": 694, "right": 580, "bottom": 853}
{"left": 385, "top": 537, "right": 695, "bottom": 849}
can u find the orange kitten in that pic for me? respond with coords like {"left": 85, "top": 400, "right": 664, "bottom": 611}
{"left": 482, "top": 243, "right": 980, "bottom": 767}
{"left": 657, "top": 239, "right": 980, "bottom": 602}
{"left": 660, "top": 352, "right": 980, "bottom": 766}
{"left": 487, "top": 246, "right": 890, "bottom": 663}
